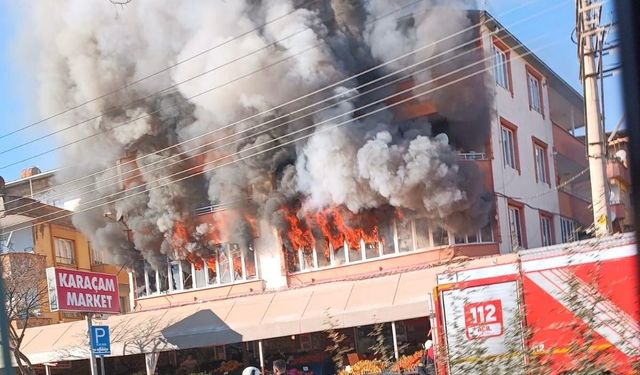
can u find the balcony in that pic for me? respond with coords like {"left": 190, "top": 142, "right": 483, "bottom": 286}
{"left": 558, "top": 190, "right": 591, "bottom": 226}
{"left": 607, "top": 159, "right": 630, "bottom": 185}
{"left": 552, "top": 123, "right": 587, "bottom": 167}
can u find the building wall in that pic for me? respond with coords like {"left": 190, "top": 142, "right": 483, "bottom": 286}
{"left": 483, "top": 29, "right": 562, "bottom": 253}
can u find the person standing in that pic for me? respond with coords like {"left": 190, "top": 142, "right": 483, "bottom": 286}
{"left": 423, "top": 339, "right": 436, "bottom": 375}
{"left": 417, "top": 329, "right": 435, "bottom": 375}
{"left": 273, "top": 359, "right": 287, "bottom": 375}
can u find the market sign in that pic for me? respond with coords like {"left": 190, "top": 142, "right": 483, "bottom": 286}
{"left": 46, "top": 267, "right": 120, "bottom": 314}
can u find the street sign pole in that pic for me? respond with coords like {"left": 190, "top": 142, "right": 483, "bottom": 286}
{"left": 100, "top": 355, "right": 106, "bottom": 375}
{"left": 86, "top": 313, "right": 99, "bottom": 375}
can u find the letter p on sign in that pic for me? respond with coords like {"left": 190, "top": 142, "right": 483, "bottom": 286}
{"left": 90, "top": 325, "right": 111, "bottom": 356}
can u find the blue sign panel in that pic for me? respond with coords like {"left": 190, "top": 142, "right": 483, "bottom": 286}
{"left": 90, "top": 325, "right": 111, "bottom": 356}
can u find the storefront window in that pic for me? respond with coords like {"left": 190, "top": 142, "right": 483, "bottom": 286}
{"left": 133, "top": 241, "right": 262, "bottom": 298}
{"left": 300, "top": 249, "right": 315, "bottom": 271}
{"left": 181, "top": 261, "right": 193, "bottom": 289}
{"left": 158, "top": 266, "right": 169, "bottom": 292}
{"left": 451, "top": 223, "right": 494, "bottom": 245}
{"left": 333, "top": 245, "right": 347, "bottom": 265}
{"left": 480, "top": 223, "right": 494, "bottom": 242}
{"left": 284, "top": 217, "right": 495, "bottom": 273}
{"left": 245, "top": 246, "right": 258, "bottom": 280}
{"left": 193, "top": 258, "right": 206, "bottom": 288}
{"left": 380, "top": 221, "right": 395, "bottom": 255}
{"left": 316, "top": 242, "right": 331, "bottom": 267}
{"left": 218, "top": 246, "right": 232, "bottom": 284}
{"left": 170, "top": 261, "right": 181, "bottom": 291}
{"left": 432, "top": 226, "right": 449, "bottom": 247}
{"left": 349, "top": 244, "right": 363, "bottom": 262}
{"left": 207, "top": 257, "right": 218, "bottom": 285}
{"left": 397, "top": 217, "right": 413, "bottom": 252}
{"left": 414, "top": 218, "right": 431, "bottom": 249}
{"left": 230, "top": 244, "right": 243, "bottom": 281}
{"left": 146, "top": 265, "right": 157, "bottom": 294}
{"left": 364, "top": 241, "right": 380, "bottom": 259}
{"left": 135, "top": 266, "right": 147, "bottom": 298}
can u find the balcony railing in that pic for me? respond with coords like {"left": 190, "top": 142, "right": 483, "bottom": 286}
{"left": 459, "top": 152, "right": 487, "bottom": 160}
{"left": 607, "top": 159, "right": 630, "bottom": 185}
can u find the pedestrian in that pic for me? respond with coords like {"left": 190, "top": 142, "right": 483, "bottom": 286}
{"left": 417, "top": 329, "right": 435, "bottom": 375}
{"left": 176, "top": 354, "right": 199, "bottom": 375}
{"left": 423, "top": 336, "right": 436, "bottom": 375}
{"left": 286, "top": 356, "right": 299, "bottom": 375}
{"left": 273, "top": 359, "right": 287, "bottom": 375}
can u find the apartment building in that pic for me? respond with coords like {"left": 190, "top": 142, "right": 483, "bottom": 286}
{"left": 2, "top": 167, "right": 81, "bottom": 211}
{"left": 14, "top": 10, "right": 609, "bottom": 375}
{"left": 0, "top": 186, "right": 130, "bottom": 326}
{"left": 607, "top": 131, "right": 633, "bottom": 232}
{"left": 482, "top": 15, "right": 591, "bottom": 252}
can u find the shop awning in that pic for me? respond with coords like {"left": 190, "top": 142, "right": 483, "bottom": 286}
{"left": 20, "top": 267, "right": 438, "bottom": 364}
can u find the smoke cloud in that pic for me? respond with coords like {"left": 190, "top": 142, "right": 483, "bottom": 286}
{"left": 19, "top": 0, "right": 493, "bottom": 268}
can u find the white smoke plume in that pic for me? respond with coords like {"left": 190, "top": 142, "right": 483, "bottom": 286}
{"left": 17, "top": 0, "right": 493, "bottom": 268}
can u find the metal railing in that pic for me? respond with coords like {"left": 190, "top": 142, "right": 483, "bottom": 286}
{"left": 458, "top": 152, "right": 487, "bottom": 160}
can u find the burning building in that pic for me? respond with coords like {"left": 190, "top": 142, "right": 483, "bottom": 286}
{"left": 23, "top": 0, "right": 495, "bottom": 286}
{"left": 14, "top": 0, "right": 592, "bottom": 373}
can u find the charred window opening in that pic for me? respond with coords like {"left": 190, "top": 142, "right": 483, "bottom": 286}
{"left": 132, "top": 242, "right": 259, "bottom": 298}
{"left": 284, "top": 216, "right": 494, "bottom": 273}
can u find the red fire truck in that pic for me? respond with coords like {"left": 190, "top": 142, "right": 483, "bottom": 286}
{"left": 433, "top": 234, "right": 640, "bottom": 374}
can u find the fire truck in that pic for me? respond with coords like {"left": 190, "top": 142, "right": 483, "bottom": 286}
{"left": 433, "top": 233, "right": 640, "bottom": 374}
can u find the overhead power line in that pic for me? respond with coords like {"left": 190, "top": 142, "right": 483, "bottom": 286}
{"left": 3, "top": 0, "right": 564, "bottom": 216}
{"left": 0, "top": 0, "right": 320, "bottom": 141}
{"left": 3, "top": 34, "right": 563, "bottom": 235}
{"left": 0, "top": 0, "right": 419, "bottom": 156}
{"left": 0, "top": 0, "right": 549, "bottom": 168}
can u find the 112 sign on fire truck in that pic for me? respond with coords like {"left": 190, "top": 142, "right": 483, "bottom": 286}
{"left": 433, "top": 234, "right": 640, "bottom": 374}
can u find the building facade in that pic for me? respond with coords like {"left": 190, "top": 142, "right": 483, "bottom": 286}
{"left": 0, "top": 192, "right": 130, "bottom": 326}
{"left": 14, "top": 10, "right": 624, "bottom": 375}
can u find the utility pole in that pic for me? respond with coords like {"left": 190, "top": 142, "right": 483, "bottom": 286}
{"left": 86, "top": 313, "right": 99, "bottom": 375}
{"left": 576, "top": 0, "right": 610, "bottom": 236}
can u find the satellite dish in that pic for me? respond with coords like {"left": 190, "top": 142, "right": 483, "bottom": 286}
{"left": 615, "top": 149, "right": 627, "bottom": 164}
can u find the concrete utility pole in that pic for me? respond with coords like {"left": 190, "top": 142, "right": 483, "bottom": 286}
{"left": 86, "top": 313, "right": 99, "bottom": 375}
{"left": 576, "top": 0, "right": 610, "bottom": 236}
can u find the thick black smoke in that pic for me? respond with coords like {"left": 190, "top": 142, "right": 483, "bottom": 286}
{"left": 22, "top": 0, "right": 493, "bottom": 268}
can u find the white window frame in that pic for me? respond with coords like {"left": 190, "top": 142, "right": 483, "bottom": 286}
{"left": 493, "top": 46, "right": 509, "bottom": 89}
{"left": 501, "top": 126, "right": 517, "bottom": 169}
{"left": 527, "top": 72, "right": 542, "bottom": 113}
{"left": 453, "top": 223, "right": 494, "bottom": 245}
{"left": 540, "top": 215, "right": 553, "bottom": 246}
{"left": 90, "top": 244, "right": 105, "bottom": 265}
{"left": 287, "top": 218, "right": 466, "bottom": 273}
{"left": 508, "top": 206, "right": 524, "bottom": 250}
{"left": 534, "top": 144, "right": 548, "bottom": 184}
{"left": 54, "top": 238, "right": 76, "bottom": 265}
{"left": 560, "top": 217, "right": 577, "bottom": 243}
{"left": 136, "top": 242, "right": 260, "bottom": 298}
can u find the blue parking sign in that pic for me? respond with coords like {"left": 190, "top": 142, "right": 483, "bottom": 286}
{"left": 90, "top": 326, "right": 111, "bottom": 356}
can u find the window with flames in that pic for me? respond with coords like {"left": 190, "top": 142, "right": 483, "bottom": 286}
{"left": 134, "top": 242, "right": 258, "bottom": 298}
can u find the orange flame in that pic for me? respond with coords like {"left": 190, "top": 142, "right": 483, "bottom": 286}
{"left": 207, "top": 257, "right": 216, "bottom": 273}
{"left": 185, "top": 253, "right": 205, "bottom": 270}
{"left": 170, "top": 221, "right": 191, "bottom": 258}
{"left": 280, "top": 204, "right": 382, "bottom": 253}
{"left": 285, "top": 209, "right": 316, "bottom": 251}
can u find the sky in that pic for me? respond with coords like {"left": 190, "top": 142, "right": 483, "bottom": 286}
{"left": 0, "top": 0, "right": 625, "bottom": 182}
